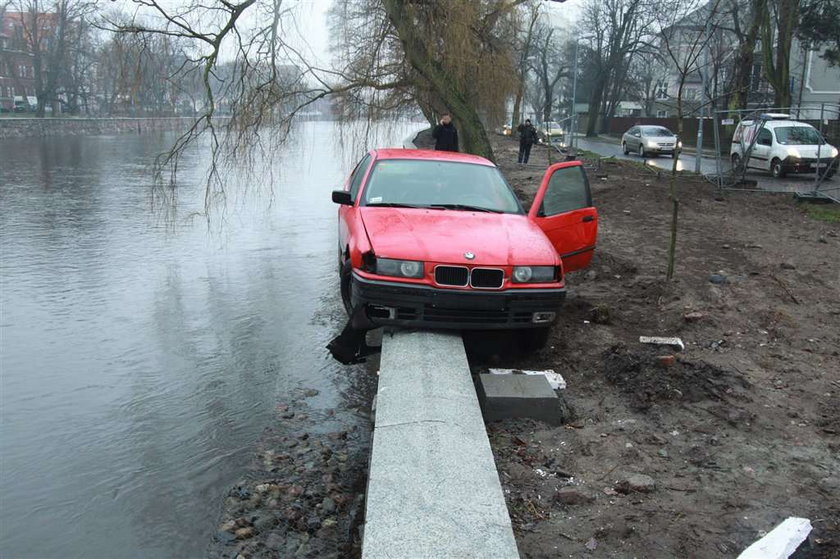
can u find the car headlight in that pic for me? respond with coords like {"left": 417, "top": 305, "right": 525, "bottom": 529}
{"left": 677, "top": 140, "right": 683, "bottom": 149}
{"left": 375, "top": 258, "right": 424, "bottom": 278}
{"left": 828, "top": 146, "right": 839, "bottom": 158}
{"left": 647, "top": 140, "right": 658, "bottom": 148}
{"left": 512, "top": 266, "right": 557, "bottom": 283}
{"left": 786, "top": 148, "right": 801, "bottom": 158}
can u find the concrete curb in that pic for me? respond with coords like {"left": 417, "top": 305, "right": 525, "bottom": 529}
{"left": 362, "top": 331, "right": 519, "bottom": 558}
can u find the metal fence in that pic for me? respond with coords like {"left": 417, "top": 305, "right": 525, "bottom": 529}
{"left": 707, "top": 103, "right": 840, "bottom": 203}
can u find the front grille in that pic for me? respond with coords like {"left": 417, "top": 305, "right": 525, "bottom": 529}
{"left": 658, "top": 143, "right": 674, "bottom": 147}
{"left": 422, "top": 305, "right": 534, "bottom": 325}
{"left": 470, "top": 268, "right": 504, "bottom": 289}
{"left": 435, "top": 266, "right": 469, "bottom": 286}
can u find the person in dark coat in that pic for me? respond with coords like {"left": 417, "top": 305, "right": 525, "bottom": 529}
{"left": 432, "top": 114, "right": 459, "bottom": 152}
{"left": 517, "top": 119, "right": 538, "bottom": 164}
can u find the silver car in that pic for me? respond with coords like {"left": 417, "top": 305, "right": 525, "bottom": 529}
{"left": 622, "top": 125, "right": 681, "bottom": 158}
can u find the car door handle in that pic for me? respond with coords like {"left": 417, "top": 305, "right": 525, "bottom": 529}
{"left": 582, "top": 215, "right": 594, "bottom": 223}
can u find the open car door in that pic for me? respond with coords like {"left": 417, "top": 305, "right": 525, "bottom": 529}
{"left": 528, "top": 161, "right": 598, "bottom": 273}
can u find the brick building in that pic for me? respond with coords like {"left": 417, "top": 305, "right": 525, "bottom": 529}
{"left": 0, "top": 11, "right": 39, "bottom": 112}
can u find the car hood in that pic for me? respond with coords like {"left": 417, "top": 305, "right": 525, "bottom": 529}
{"left": 359, "top": 207, "right": 558, "bottom": 266}
{"left": 645, "top": 135, "right": 677, "bottom": 142}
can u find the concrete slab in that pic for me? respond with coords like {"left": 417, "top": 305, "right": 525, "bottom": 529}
{"left": 363, "top": 331, "right": 519, "bottom": 559}
{"left": 478, "top": 374, "right": 564, "bottom": 425}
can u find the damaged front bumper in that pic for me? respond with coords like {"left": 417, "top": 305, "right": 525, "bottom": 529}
{"left": 350, "top": 272, "right": 566, "bottom": 330}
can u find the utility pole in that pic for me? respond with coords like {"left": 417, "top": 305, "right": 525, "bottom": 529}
{"left": 695, "top": 12, "right": 712, "bottom": 173}
{"left": 569, "top": 37, "right": 579, "bottom": 150}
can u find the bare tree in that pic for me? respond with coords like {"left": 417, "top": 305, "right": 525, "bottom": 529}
{"left": 510, "top": 1, "right": 541, "bottom": 128}
{"left": 624, "top": 49, "right": 668, "bottom": 116}
{"left": 655, "top": 0, "right": 723, "bottom": 280}
{"left": 579, "top": 0, "right": 653, "bottom": 136}
{"left": 527, "top": 21, "right": 568, "bottom": 122}
{"left": 13, "top": 0, "right": 96, "bottom": 117}
{"left": 761, "top": 0, "right": 800, "bottom": 107}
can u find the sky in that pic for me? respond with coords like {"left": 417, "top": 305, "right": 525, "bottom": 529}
{"left": 105, "top": 0, "right": 581, "bottom": 68}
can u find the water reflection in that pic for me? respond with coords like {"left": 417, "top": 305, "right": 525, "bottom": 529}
{"left": 0, "top": 121, "right": 423, "bottom": 558}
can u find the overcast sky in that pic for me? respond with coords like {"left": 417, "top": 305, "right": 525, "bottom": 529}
{"left": 108, "top": 0, "right": 581, "bottom": 68}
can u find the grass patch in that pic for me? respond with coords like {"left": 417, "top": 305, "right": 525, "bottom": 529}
{"left": 801, "top": 202, "right": 840, "bottom": 222}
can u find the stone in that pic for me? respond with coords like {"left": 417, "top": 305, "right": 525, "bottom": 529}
{"left": 234, "top": 527, "right": 254, "bottom": 540}
{"left": 477, "top": 374, "right": 566, "bottom": 425}
{"left": 781, "top": 262, "right": 796, "bottom": 270}
{"left": 709, "top": 273, "right": 727, "bottom": 285}
{"left": 684, "top": 311, "right": 704, "bottom": 322}
{"left": 365, "top": 331, "right": 518, "bottom": 558}
{"left": 554, "top": 486, "right": 595, "bottom": 505}
{"left": 615, "top": 473, "right": 656, "bottom": 494}
{"left": 303, "top": 388, "right": 319, "bottom": 397}
{"left": 321, "top": 497, "right": 336, "bottom": 514}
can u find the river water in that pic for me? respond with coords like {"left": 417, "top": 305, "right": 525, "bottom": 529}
{"left": 0, "top": 121, "right": 420, "bottom": 558}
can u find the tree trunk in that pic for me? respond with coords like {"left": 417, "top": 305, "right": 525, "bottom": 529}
{"left": 382, "top": 0, "right": 495, "bottom": 160}
{"left": 728, "top": 0, "right": 766, "bottom": 112}
{"left": 511, "top": 79, "right": 524, "bottom": 128}
{"left": 762, "top": 0, "right": 799, "bottom": 108}
{"left": 586, "top": 78, "right": 605, "bottom": 137}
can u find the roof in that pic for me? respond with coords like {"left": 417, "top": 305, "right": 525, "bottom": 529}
{"left": 372, "top": 148, "right": 495, "bottom": 167}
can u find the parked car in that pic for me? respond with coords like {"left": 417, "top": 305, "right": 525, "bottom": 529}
{"left": 331, "top": 149, "right": 598, "bottom": 349}
{"left": 622, "top": 125, "right": 681, "bottom": 157}
{"left": 730, "top": 115, "right": 838, "bottom": 178}
{"left": 541, "top": 121, "right": 565, "bottom": 142}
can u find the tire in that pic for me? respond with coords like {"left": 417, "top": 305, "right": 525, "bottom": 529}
{"left": 622, "top": 142, "right": 629, "bottom": 155}
{"left": 638, "top": 144, "right": 646, "bottom": 158}
{"left": 515, "top": 327, "right": 551, "bottom": 354}
{"left": 771, "top": 158, "right": 786, "bottom": 178}
{"left": 340, "top": 260, "right": 353, "bottom": 316}
{"left": 731, "top": 153, "right": 741, "bottom": 169}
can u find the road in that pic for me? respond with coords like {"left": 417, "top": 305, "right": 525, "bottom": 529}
{"left": 570, "top": 136, "right": 837, "bottom": 196}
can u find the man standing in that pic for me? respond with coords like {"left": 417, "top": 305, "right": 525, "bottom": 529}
{"left": 517, "top": 119, "right": 538, "bottom": 165}
{"left": 432, "top": 113, "right": 459, "bottom": 152}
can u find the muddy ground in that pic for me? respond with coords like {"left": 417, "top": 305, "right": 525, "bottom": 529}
{"left": 210, "top": 131, "right": 838, "bottom": 559}
{"left": 484, "top": 134, "right": 840, "bottom": 558}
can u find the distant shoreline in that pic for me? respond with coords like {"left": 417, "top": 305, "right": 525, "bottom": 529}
{"left": 0, "top": 116, "right": 207, "bottom": 139}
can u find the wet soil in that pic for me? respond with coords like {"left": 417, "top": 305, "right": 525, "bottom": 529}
{"left": 483, "top": 134, "right": 840, "bottom": 558}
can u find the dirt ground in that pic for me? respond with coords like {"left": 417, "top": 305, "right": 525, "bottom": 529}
{"left": 483, "top": 134, "right": 840, "bottom": 558}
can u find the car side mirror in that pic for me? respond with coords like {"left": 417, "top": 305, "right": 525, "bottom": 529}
{"left": 332, "top": 190, "right": 353, "bottom": 205}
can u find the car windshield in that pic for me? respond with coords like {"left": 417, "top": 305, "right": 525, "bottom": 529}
{"left": 641, "top": 126, "right": 674, "bottom": 137}
{"left": 774, "top": 126, "right": 825, "bottom": 145}
{"left": 361, "top": 159, "right": 523, "bottom": 214}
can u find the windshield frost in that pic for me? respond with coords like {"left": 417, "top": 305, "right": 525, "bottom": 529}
{"left": 774, "top": 126, "right": 825, "bottom": 145}
{"left": 362, "top": 159, "right": 523, "bottom": 214}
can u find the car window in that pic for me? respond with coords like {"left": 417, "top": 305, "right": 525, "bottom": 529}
{"left": 362, "top": 159, "right": 523, "bottom": 214}
{"left": 641, "top": 126, "right": 674, "bottom": 136}
{"left": 628, "top": 127, "right": 637, "bottom": 135}
{"left": 349, "top": 154, "right": 372, "bottom": 201}
{"left": 774, "top": 126, "right": 825, "bottom": 145}
{"left": 757, "top": 129, "right": 773, "bottom": 146}
{"left": 539, "top": 166, "right": 591, "bottom": 217}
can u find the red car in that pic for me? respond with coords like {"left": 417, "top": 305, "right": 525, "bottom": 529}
{"left": 332, "top": 149, "right": 597, "bottom": 348}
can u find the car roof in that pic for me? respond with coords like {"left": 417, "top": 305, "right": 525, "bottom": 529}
{"left": 372, "top": 148, "right": 496, "bottom": 167}
{"left": 741, "top": 119, "right": 813, "bottom": 128}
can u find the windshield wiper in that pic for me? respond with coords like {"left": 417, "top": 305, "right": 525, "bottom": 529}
{"left": 365, "top": 202, "right": 424, "bottom": 209}
{"left": 429, "top": 204, "right": 504, "bottom": 213}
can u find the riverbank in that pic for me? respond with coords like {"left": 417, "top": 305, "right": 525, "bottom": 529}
{"left": 483, "top": 133, "right": 840, "bottom": 557}
{"left": 0, "top": 116, "right": 198, "bottom": 138}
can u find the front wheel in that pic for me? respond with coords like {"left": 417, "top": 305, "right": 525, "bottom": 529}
{"left": 771, "top": 158, "right": 786, "bottom": 178}
{"left": 622, "top": 142, "right": 629, "bottom": 155}
{"left": 638, "top": 144, "right": 646, "bottom": 158}
{"left": 340, "top": 260, "right": 353, "bottom": 316}
{"left": 731, "top": 153, "right": 742, "bottom": 169}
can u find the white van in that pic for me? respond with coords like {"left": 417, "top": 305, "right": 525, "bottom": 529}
{"left": 730, "top": 114, "right": 838, "bottom": 178}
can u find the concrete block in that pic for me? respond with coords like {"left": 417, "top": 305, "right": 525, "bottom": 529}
{"left": 363, "top": 331, "right": 519, "bottom": 559}
{"left": 478, "top": 374, "right": 564, "bottom": 425}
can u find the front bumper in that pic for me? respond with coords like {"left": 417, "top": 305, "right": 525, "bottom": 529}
{"left": 350, "top": 273, "right": 566, "bottom": 330}
{"left": 782, "top": 156, "right": 838, "bottom": 174}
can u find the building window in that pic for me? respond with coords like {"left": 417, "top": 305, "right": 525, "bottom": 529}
{"left": 655, "top": 81, "right": 669, "bottom": 100}
{"left": 657, "top": 110, "right": 668, "bottom": 118}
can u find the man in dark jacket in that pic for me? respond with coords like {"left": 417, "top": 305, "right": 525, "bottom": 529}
{"left": 432, "top": 114, "right": 459, "bottom": 152}
{"left": 517, "top": 119, "right": 538, "bottom": 164}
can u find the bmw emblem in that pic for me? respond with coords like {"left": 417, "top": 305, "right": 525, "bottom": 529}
{"left": 464, "top": 252, "right": 475, "bottom": 260}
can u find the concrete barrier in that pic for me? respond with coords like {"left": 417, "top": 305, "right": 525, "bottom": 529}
{"left": 363, "top": 330, "right": 519, "bottom": 559}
